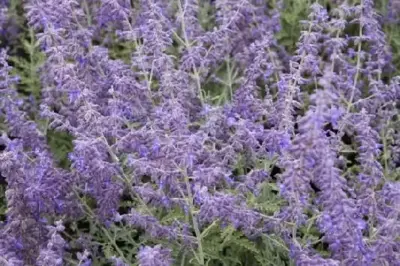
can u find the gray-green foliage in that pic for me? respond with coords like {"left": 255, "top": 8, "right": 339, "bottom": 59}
{"left": 276, "top": 0, "right": 312, "bottom": 53}
{"left": 2, "top": 0, "right": 400, "bottom": 265}
{"left": 0, "top": 185, "right": 6, "bottom": 221}
{"left": 64, "top": 170, "right": 290, "bottom": 266}
{"left": 9, "top": 28, "right": 44, "bottom": 100}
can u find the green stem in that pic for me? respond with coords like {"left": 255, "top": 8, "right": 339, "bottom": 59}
{"left": 174, "top": 164, "right": 205, "bottom": 265}
{"left": 74, "top": 189, "right": 129, "bottom": 264}
{"left": 183, "top": 174, "right": 205, "bottom": 265}
{"left": 82, "top": 0, "right": 92, "bottom": 26}
{"left": 381, "top": 124, "right": 389, "bottom": 178}
{"left": 226, "top": 57, "right": 233, "bottom": 101}
{"left": 347, "top": 6, "right": 363, "bottom": 113}
{"left": 177, "top": 0, "right": 204, "bottom": 104}
{"left": 100, "top": 135, "right": 153, "bottom": 216}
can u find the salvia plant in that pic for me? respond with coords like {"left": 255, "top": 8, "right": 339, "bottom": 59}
{"left": 0, "top": 0, "right": 399, "bottom": 265}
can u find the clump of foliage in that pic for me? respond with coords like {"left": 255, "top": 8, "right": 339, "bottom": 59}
{"left": 0, "top": 0, "right": 399, "bottom": 266}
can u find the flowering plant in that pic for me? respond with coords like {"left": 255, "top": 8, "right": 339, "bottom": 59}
{"left": 0, "top": 0, "right": 399, "bottom": 265}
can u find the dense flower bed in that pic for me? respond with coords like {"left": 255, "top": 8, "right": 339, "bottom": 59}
{"left": 0, "top": 0, "right": 399, "bottom": 265}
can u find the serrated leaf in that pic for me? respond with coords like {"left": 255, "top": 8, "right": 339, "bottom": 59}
{"left": 232, "top": 234, "right": 259, "bottom": 254}
{"left": 103, "top": 243, "right": 114, "bottom": 258}
{"left": 221, "top": 225, "right": 235, "bottom": 241}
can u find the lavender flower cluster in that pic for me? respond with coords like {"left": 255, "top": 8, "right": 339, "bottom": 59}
{"left": 0, "top": 0, "right": 399, "bottom": 265}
